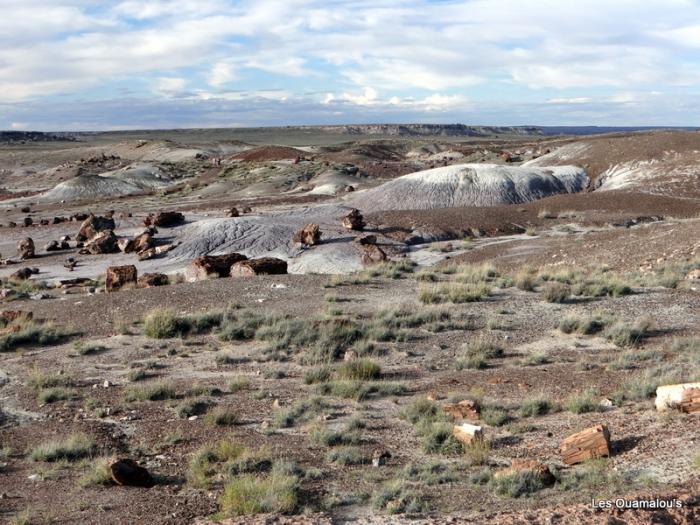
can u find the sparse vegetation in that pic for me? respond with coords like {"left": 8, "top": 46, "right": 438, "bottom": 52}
{"left": 518, "top": 397, "right": 557, "bottom": 417}
{"left": 31, "top": 434, "right": 95, "bottom": 462}
{"left": 564, "top": 390, "right": 601, "bottom": 414}
{"left": 0, "top": 322, "right": 65, "bottom": 352}
{"left": 372, "top": 480, "right": 429, "bottom": 514}
{"left": 219, "top": 473, "right": 298, "bottom": 516}
{"left": 125, "top": 382, "right": 177, "bottom": 402}
{"left": 542, "top": 282, "right": 570, "bottom": 303}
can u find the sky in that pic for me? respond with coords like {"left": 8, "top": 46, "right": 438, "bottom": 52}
{"left": 2, "top": 0, "right": 700, "bottom": 131}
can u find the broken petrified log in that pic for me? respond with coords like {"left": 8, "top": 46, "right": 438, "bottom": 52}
{"left": 10, "top": 267, "right": 38, "bottom": 280}
{"left": 137, "top": 242, "right": 176, "bottom": 261}
{"left": 494, "top": 459, "right": 555, "bottom": 486}
{"left": 118, "top": 231, "right": 153, "bottom": 254}
{"left": 17, "top": 238, "right": 35, "bottom": 259}
{"left": 185, "top": 253, "right": 248, "bottom": 281}
{"left": 560, "top": 424, "right": 611, "bottom": 465}
{"left": 341, "top": 208, "right": 365, "bottom": 231}
{"left": 105, "top": 265, "right": 137, "bottom": 292}
{"left": 360, "top": 244, "right": 387, "bottom": 265}
{"left": 109, "top": 458, "right": 154, "bottom": 488}
{"left": 292, "top": 223, "right": 321, "bottom": 246}
{"left": 655, "top": 382, "right": 700, "bottom": 412}
{"left": 76, "top": 214, "right": 115, "bottom": 241}
{"left": 442, "top": 399, "right": 480, "bottom": 421}
{"left": 80, "top": 231, "right": 120, "bottom": 254}
{"left": 137, "top": 273, "right": 169, "bottom": 288}
{"left": 149, "top": 211, "right": 185, "bottom": 227}
{"left": 229, "top": 257, "right": 288, "bottom": 277}
{"left": 452, "top": 423, "right": 483, "bottom": 445}
{"left": 677, "top": 388, "right": 700, "bottom": 414}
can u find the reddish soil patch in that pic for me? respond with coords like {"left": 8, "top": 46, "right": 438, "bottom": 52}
{"left": 231, "top": 146, "right": 306, "bottom": 162}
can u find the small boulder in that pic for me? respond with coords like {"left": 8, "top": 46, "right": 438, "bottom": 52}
{"left": 80, "top": 231, "right": 120, "bottom": 255}
{"left": 293, "top": 223, "right": 321, "bottom": 246}
{"left": 77, "top": 214, "right": 115, "bottom": 241}
{"left": 17, "top": 238, "right": 35, "bottom": 259}
{"left": 229, "top": 257, "right": 288, "bottom": 278}
{"left": 452, "top": 423, "right": 483, "bottom": 445}
{"left": 23, "top": 217, "right": 33, "bottom": 227}
{"left": 10, "top": 267, "right": 38, "bottom": 280}
{"left": 45, "top": 240, "right": 66, "bottom": 252}
{"left": 228, "top": 207, "right": 239, "bottom": 217}
{"left": 185, "top": 253, "right": 247, "bottom": 281}
{"left": 341, "top": 208, "right": 365, "bottom": 231}
{"left": 494, "top": 459, "right": 555, "bottom": 486}
{"left": 360, "top": 244, "right": 387, "bottom": 265}
{"left": 151, "top": 211, "right": 185, "bottom": 227}
{"left": 355, "top": 235, "right": 377, "bottom": 245}
{"left": 442, "top": 399, "right": 480, "bottom": 421}
{"left": 109, "top": 458, "right": 154, "bottom": 488}
{"left": 137, "top": 273, "right": 169, "bottom": 288}
{"left": 105, "top": 265, "right": 137, "bottom": 292}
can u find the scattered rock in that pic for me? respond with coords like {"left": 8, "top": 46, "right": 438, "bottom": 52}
{"left": 105, "top": 265, "right": 137, "bottom": 292}
{"left": 452, "top": 423, "right": 483, "bottom": 445}
{"left": 355, "top": 235, "right": 377, "bottom": 245}
{"left": 341, "top": 208, "right": 365, "bottom": 231}
{"left": 137, "top": 273, "right": 169, "bottom": 288}
{"left": 494, "top": 459, "right": 555, "bottom": 486}
{"left": 77, "top": 214, "right": 115, "bottom": 241}
{"left": 80, "top": 231, "right": 120, "bottom": 255}
{"left": 149, "top": 211, "right": 185, "bottom": 227}
{"left": 23, "top": 217, "right": 33, "bottom": 227}
{"left": 185, "top": 253, "right": 247, "bottom": 281}
{"left": 229, "top": 257, "right": 288, "bottom": 277}
{"left": 17, "top": 238, "right": 35, "bottom": 259}
{"left": 109, "top": 458, "right": 154, "bottom": 488}
{"left": 228, "top": 207, "right": 239, "bottom": 217}
{"left": 10, "top": 267, "right": 38, "bottom": 280}
{"left": 442, "top": 399, "right": 480, "bottom": 421}
{"left": 560, "top": 424, "right": 611, "bottom": 465}
{"left": 45, "top": 240, "right": 69, "bottom": 252}
{"left": 293, "top": 223, "right": 321, "bottom": 246}
{"left": 372, "top": 449, "right": 391, "bottom": 467}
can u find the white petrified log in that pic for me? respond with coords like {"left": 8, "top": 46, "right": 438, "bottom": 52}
{"left": 655, "top": 382, "right": 700, "bottom": 412}
{"left": 452, "top": 423, "right": 483, "bottom": 445}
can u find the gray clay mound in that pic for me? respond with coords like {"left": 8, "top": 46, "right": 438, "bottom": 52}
{"left": 350, "top": 163, "right": 587, "bottom": 211}
{"left": 36, "top": 163, "right": 171, "bottom": 202}
{"left": 307, "top": 168, "right": 364, "bottom": 195}
{"left": 168, "top": 204, "right": 382, "bottom": 274}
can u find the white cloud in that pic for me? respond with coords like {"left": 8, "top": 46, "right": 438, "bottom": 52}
{"left": 208, "top": 61, "right": 237, "bottom": 87}
{"left": 547, "top": 97, "right": 593, "bottom": 104}
{"left": 155, "top": 77, "right": 186, "bottom": 96}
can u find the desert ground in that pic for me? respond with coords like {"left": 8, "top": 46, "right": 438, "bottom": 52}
{"left": 0, "top": 125, "right": 698, "bottom": 524}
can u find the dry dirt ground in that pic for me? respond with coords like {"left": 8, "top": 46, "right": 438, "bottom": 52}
{"left": 0, "top": 129, "right": 699, "bottom": 525}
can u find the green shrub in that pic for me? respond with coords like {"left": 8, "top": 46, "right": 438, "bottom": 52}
{"left": 558, "top": 314, "right": 606, "bottom": 335}
{"left": 372, "top": 481, "right": 429, "bottom": 514}
{"left": 480, "top": 406, "right": 510, "bottom": 426}
{"left": 219, "top": 474, "right": 298, "bottom": 516}
{"left": 176, "top": 399, "right": 210, "bottom": 418}
{"left": 205, "top": 407, "right": 239, "bottom": 426}
{"left": 143, "top": 308, "right": 223, "bottom": 338}
{"left": 78, "top": 458, "right": 113, "bottom": 487}
{"left": 273, "top": 397, "right": 327, "bottom": 428}
{"left": 542, "top": 282, "right": 570, "bottom": 303}
{"left": 31, "top": 434, "right": 95, "bottom": 462}
{"left": 336, "top": 359, "right": 381, "bottom": 381}
{"left": 38, "top": 387, "right": 76, "bottom": 404}
{"left": 316, "top": 380, "right": 405, "bottom": 401}
{"left": 0, "top": 323, "right": 65, "bottom": 352}
{"left": 125, "top": 382, "right": 177, "bottom": 402}
{"left": 564, "top": 390, "right": 601, "bottom": 414}
{"left": 604, "top": 317, "right": 654, "bottom": 347}
{"left": 489, "top": 470, "right": 547, "bottom": 497}
{"left": 518, "top": 397, "right": 557, "bottom": 417}
{"left": 326, "top": 446, "right": 366, "bottom": 465}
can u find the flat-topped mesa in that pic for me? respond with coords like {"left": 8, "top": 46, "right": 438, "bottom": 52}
{"left": 230, "top": 257, "right": 288, "bottom": 277}
{"left": 185, "top": 253, "right": 248, "bottom": 282}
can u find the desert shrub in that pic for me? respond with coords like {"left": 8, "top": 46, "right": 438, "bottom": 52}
{"left": 607, "top": 349, "right": 663, "bottom": 371}
{"left": 28, "top": 370, "right": 73, "bottom": 389}
{"left": 336, "top": 359, "right": 381, "bottom": 381}
{"left": 463, "top": 438, "right": 490, "bottom": 466}
{"left": 572, "top": 276, "right": 632, "bottom": 298}
{"left": 326, "top": 446, "right": 366, "bottom": 465}
{"left": 420, "top": 422, "right": 464, "bottom": 455}
{"left": 480, "top": 406, "right": 510, "bottom": 426}
{"left": 310, "top": 426, "right": 362, "bottom": 447}
{"left": 514, "top": 269, "right": 536, "bottom": 291}
{"left": 143, "top": 308, "right": 223, "bottom": 338}
{"left": 542, "top": 282, "right": 570, "bottom": 303}
{"left": 219, "top": 474, "right": 298, "bottom": 516}
{"left": 537, "top": 209, "right": 555, "bottom": 219}
{"left": 400, "top": 398, "right": 439, "bottom": 425}
{"left": 127, "top": 369, "right": 148, "bottom": 382}
{"left": 304, "top": 365, "right": 333, "bottom": 384}
{"left": 229, "top": 376, "right": 251, "bottom": 392}
{"left": 611, "top": 364, "right": 693, "bottom": 404}
{"left": 31, "top": 434, "right": 95, "bottom": 462}
{"left": 558, "top": 314, "right": 606, "bottom": 335}
{"left": 0, "top": 322, "right": 65, "bottom": 352}
{"left": 273, "top": 397, "right": 327, "bottom": 428}
{"left": 521, "top": 351, "right": 549, "bottom": 366}
{"left": 564, "top": 390, "right": 601, "bottom": 414}
{"left": 74, "top": 342, "right": 107, "bottom": 356}
{"left": 205, "top": 407, "right": 239, "bottom": 426}
{"left": 176, "top": 399, "right": 210, "bottom": 418}
{"left": 518, "top": 397, "right": 557, "bottom": 417}
{"left": 490, "top": 470, "right": 547, "bottom": 497}
{"left": 418, "top": 283, "right": 490, "bottom": 304}
{"left": 456, "top": 339, "right": 503, "bottom": 369}
{"left": 38, "top": 387, "right": 77, "bottom": 404}
{"left": 557, "top": 458, "right": 621, "bottom": 491}
{"left": 78, "top": 458, "right": 113, "bottom": 487}
{"left": 401, "top": 460, "right": 458, "bottom": 484}
{"left": 189, "top": 440, "right": 248, "bottom": 487}
{"left": 604, "top": 317, "right": 654, "bottom": 347}
{"left": 125, "top": 382, "right": 177, "bottom": 402}
{"left": 317, "top": 380, "right": 405, "bottom": 401}
{"left": 372, "top": 481, "right": 429, "bottom": 514}
{"left": 454, "top": 263, "right": 499, "bottom": 284}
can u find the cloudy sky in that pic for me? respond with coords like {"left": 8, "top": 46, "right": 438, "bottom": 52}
{"left": 2, "top": 0, "right": 700, "bottom": 130}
